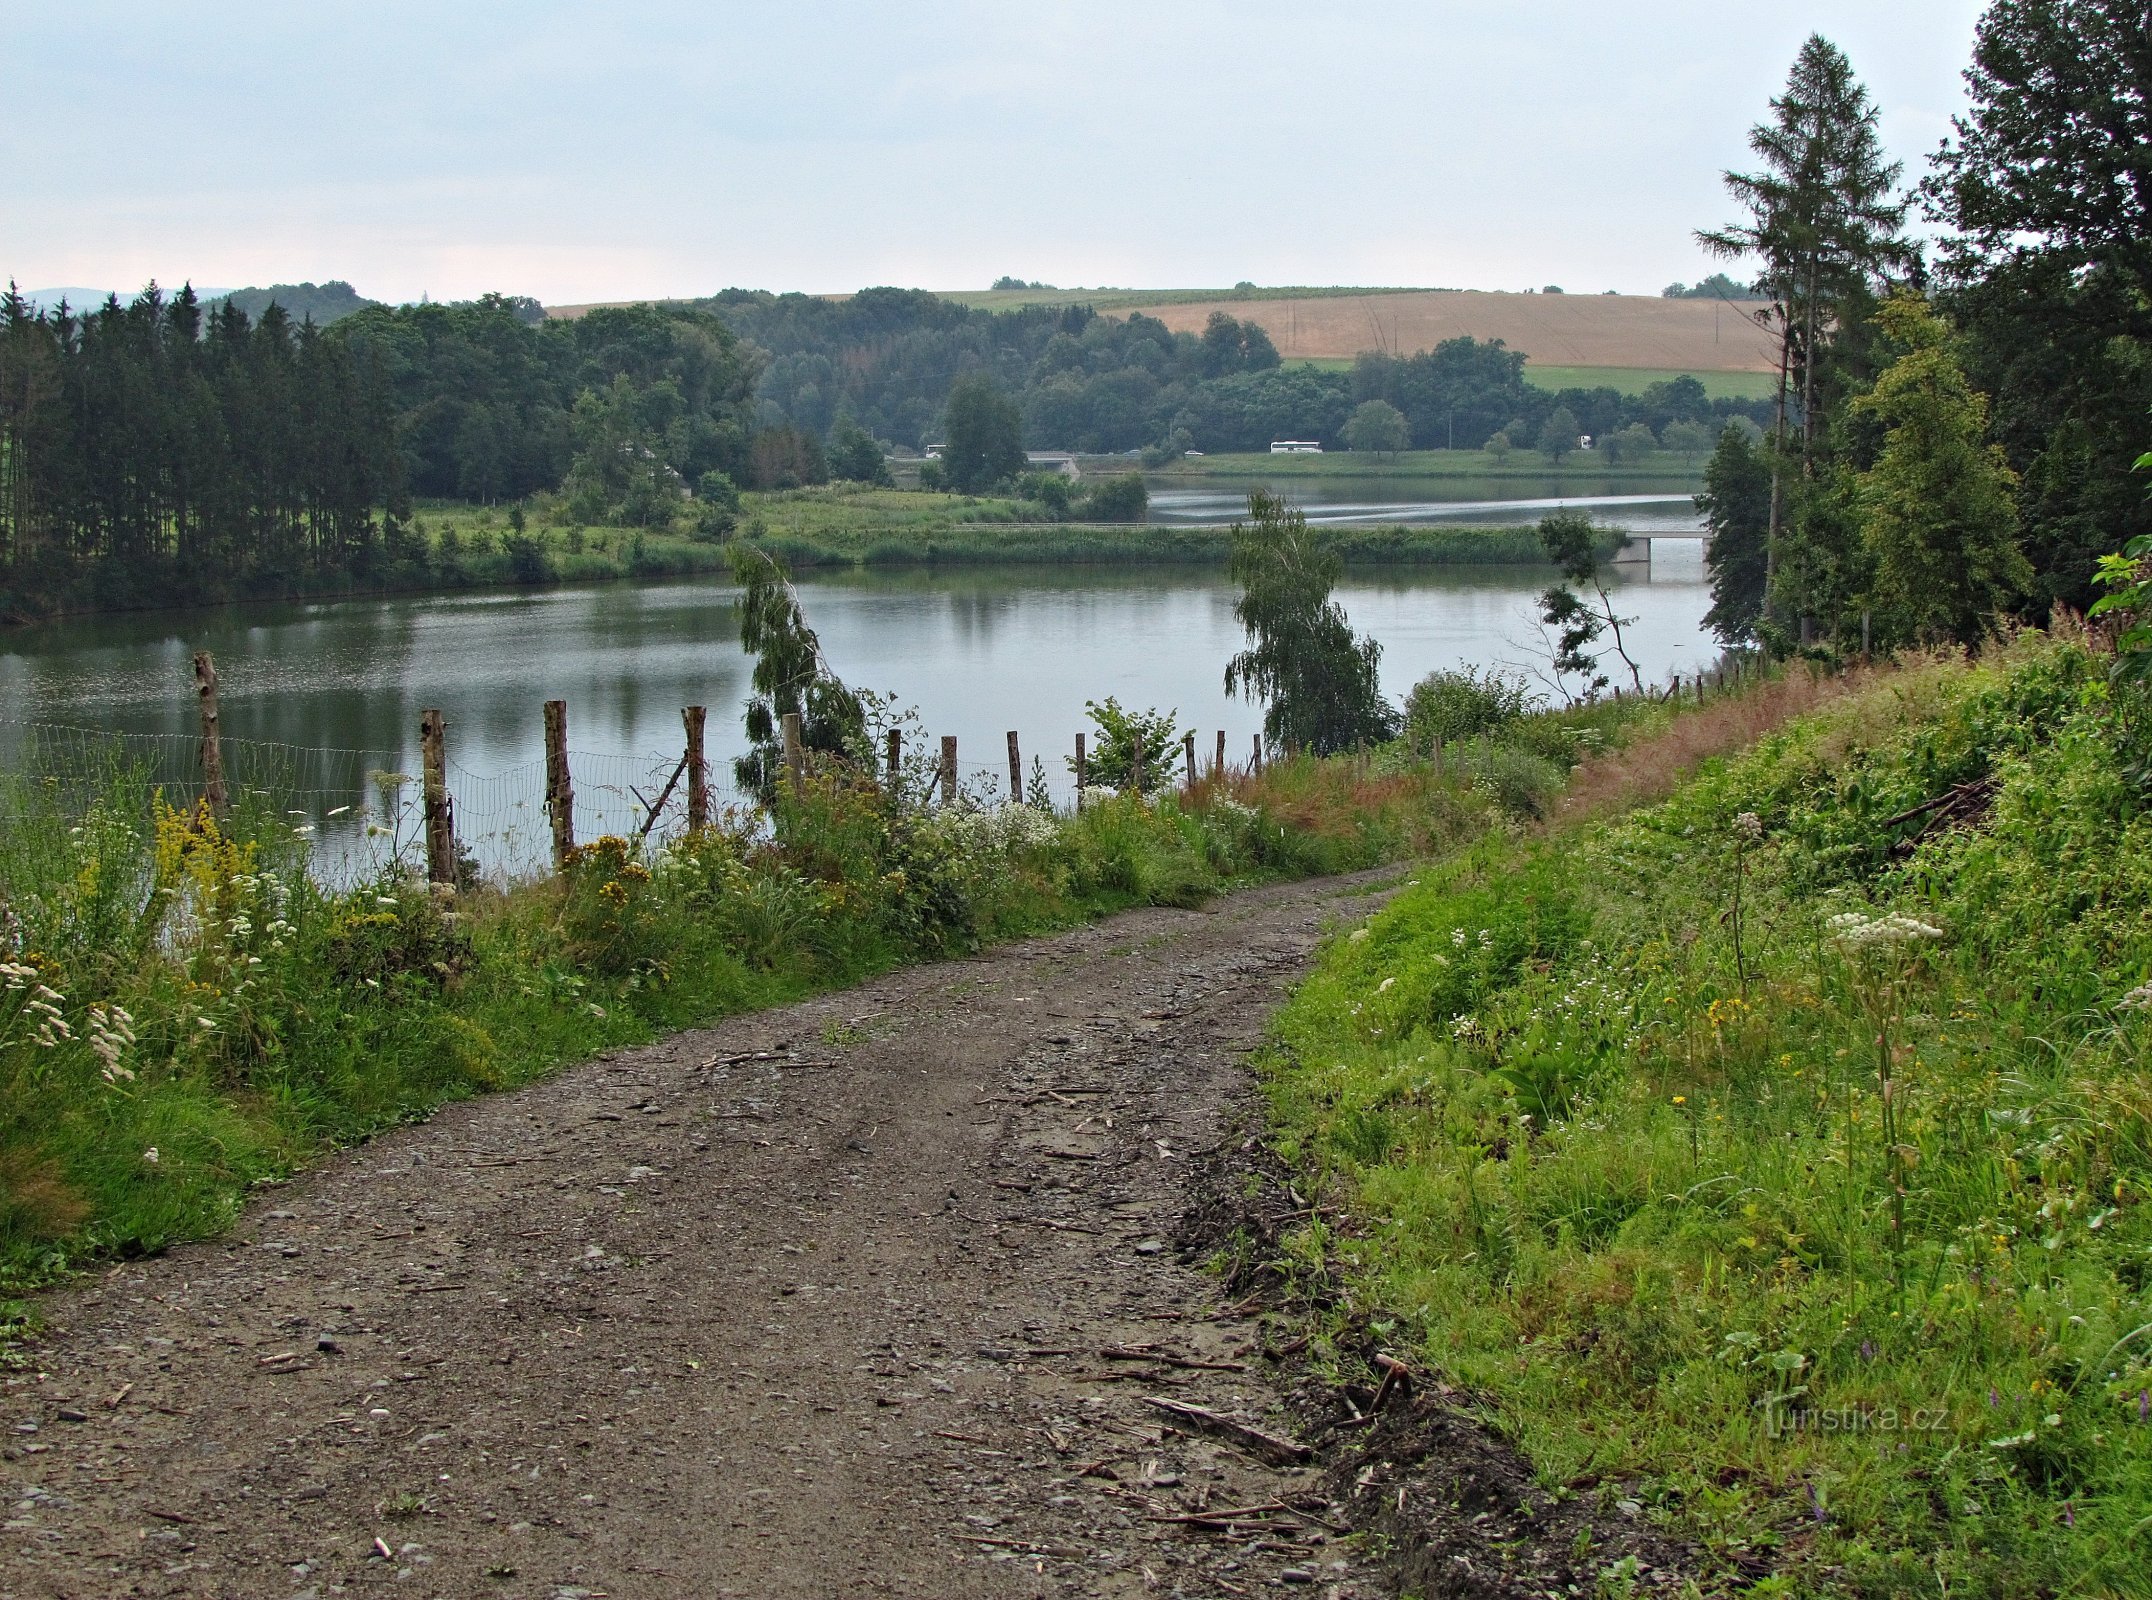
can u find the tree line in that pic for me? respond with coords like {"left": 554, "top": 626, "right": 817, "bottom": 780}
{"left": 0, "top": 290, "right": 767, "bottom": 614}
{"left": 1695, "top": 3, "right": 2150, "bottom": 649}
{"left": 706, "top": 286, "right": 1769, "bottom": 462}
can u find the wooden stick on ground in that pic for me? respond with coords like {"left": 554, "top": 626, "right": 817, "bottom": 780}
{"left": 1139, "top": 1395, "right": 1311, "bottom": 1463}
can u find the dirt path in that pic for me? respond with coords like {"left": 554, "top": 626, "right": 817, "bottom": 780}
{"left": 2, "top": 872, "right": 1406, "bottom": 1600}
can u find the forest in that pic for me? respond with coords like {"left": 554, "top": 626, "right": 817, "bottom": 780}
{"left": 2, "top": 0, "right": 2146, "bottom": 629}
{"left": 1692, "top": 6, "right": 2151, "bottom": 635}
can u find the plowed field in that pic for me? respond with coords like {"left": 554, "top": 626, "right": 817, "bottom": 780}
{"left": 1140, "top": 290, "right": 1775, "bottom": 372}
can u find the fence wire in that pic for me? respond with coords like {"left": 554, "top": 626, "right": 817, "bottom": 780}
{"left": 0, "top": 717, "right": 1093, "bottom": 887}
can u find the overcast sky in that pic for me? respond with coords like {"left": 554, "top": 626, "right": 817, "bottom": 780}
{"left": 3, "top": 0, "right": 1988, "bottom": 307}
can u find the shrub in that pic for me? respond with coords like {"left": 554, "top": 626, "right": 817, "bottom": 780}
{"left": 1082, "top": 473, "right": 1148, "bottom": 523}
{"left": 1403, "top": 665, "right": 1540, "bottom": 751}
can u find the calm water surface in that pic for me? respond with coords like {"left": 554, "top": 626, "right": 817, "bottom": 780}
{"left": 1147, "top": 473, "right": 1706, "bottom": 534}
{"left": 0, "top": 550, "right": 1711, "bottom": 873}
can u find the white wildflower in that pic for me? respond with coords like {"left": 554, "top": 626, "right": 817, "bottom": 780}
{"left": 1828, "top": 912, "right": 1944, "bottom": 950}
{"left": 1735, "top": 811, "right": 1764, "bottom": 840}
{"left": 142, "top": 1147, "right": 159, "bottom": 1165}
{"left": 2118, "top": 980, "right": 2152, "bottom": 1012}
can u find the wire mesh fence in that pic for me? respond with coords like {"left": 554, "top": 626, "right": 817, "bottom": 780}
{"left": 0, "top": 713, "right": 1060, "bottom": 887}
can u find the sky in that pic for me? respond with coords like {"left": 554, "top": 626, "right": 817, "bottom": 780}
{"left": 2, "top": 0, "right": 1991, "bottom": 307}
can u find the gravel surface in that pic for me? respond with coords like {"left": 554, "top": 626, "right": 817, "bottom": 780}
{"left": 2, "top": 871, "right": 1406, "bottom": 1600}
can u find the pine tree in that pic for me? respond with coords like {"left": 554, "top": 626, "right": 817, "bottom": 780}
{"left": 1698, "top": 35, "right": 1913, "bottom": 637}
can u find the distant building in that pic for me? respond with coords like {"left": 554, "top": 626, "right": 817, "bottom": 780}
{"left": 1025, "top": 451, "right": 1080, "bottom": 479}
{"left": 1269, "top": 440, "right": 1323, "bottom": 454}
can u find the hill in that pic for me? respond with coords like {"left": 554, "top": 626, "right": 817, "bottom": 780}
{"left": 1133, "top": 288, "right": 1775, "bottom": 373}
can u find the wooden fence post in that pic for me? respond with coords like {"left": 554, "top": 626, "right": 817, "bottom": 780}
{"left": 886, "top": 727, "right": 902, "bottom": 795}
{"left": 1182, "top": 732, "right": 1197, "bottom": 796}
{"left": 544, "top": 700, "right": 574, "bottom": 869}
{"left": 781, "top": 712, "right": 804, "bottom": 793}
{"left": 420, "top": 709, "right": 456, "bottom": 887}
{"left": 193, "top": 650, "right": 229, "bottom": 818}
{"left": 683, "top": 705, "right": 707, "bottom": 832}
{"left": 1252, "top": 732, "right": 1263, "bottom": 774}
{"left": 1075, "top": 733, "right": 1086, "bottom": 808}
{"left": 1214, "top": 729, "right": 1225, "bottom": 779}
{"left": 939, "top": 735, "right": 957, "bottom": 806}
{"left": 1006, "top": 731, "right": 1023, "bottom": 804}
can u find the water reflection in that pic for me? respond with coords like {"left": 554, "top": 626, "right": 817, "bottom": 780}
{"left": 0, "top": 550, "right": 1711, "bottom": 874}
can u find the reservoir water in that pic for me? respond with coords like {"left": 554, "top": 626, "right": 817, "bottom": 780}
{"left": 0, "top": 546, "right": 1713, "bottom": 876}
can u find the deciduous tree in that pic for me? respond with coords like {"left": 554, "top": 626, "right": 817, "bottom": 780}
{"left": 1224, "top": 492, "right": 1397, "bottom": 754}
{"left": 1853, "top": 294, "right": 2029, "bottom": 647}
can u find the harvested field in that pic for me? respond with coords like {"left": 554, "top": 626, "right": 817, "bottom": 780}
{"left": 1134, "top": 290, "right": 1776, "bottom": 373}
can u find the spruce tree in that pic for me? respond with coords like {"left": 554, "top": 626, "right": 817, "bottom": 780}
{"left": 1698, "top": 35, "right": 1913, "bottom": 638}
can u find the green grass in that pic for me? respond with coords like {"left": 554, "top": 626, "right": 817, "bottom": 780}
{"left": 421, "top": 486, "right": 1609, "bottom": 577}
{"left": 2, "top": 728, "right": 1597, "bottom": 1318}
{"left": 1279, "top": 360, "right": 1772, "bottom": 401}
{"left": 1526, "top": 364, "right": 1778, "bottom": 402}
{"left": 1260, "top": 637, "right": 2152, "bottom": 1596}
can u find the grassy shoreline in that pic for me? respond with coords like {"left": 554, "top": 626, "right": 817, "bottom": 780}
{"left": 2, "top": 482, "right": 1644, "bottom": 625}
{"left": 2, "top": 705, "right": 1680, "bottom": 1325}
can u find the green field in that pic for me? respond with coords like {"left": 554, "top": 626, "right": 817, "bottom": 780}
{"left": 1282, "top": 357, "right": 1773, "bottom": 401}
{"left": 1525, "top": 363, "right": 1777, "bottom": 401}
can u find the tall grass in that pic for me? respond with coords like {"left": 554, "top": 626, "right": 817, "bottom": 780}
{"left": 1262, "top": 635, "right": 2152, "bottom": 1596}
{"left": 0, "top": 728, "right": 1564, "bottom": 1306}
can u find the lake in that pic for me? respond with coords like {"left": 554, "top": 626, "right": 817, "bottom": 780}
{"left": 1146, "top": 473, "right": 1706, "bottom": 535}
{"left": 0, "top": 550, "right": 1714, "bottom": 878}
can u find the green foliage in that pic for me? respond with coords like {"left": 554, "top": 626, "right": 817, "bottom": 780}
{"left": 1536, "top": 510, "right": 1642, "bottom": 699}
{"left": 0, "top": 708, "right": 1526, "bottom": 1301}
{"left": 1068, "top": 697, "right": 1187, "bottom": 796}
{"left": 940, "top": 373, "right": 1025, "bottom": 493}
{"left": 728, "top": 545, "right": 865, "bottom": 799}
{"left": 1224, "top": 492, "right": 1399, "bottom": 755}
{"left": 1342, "top": 399, "right": 1409, "bottom": 456}
{"left": 1536, "top": 405, "right": 1580, "bottom": 463}
{"left": 1853, "top": 294, "right": 2030, "bottom": 647}
{"left": 1264, "top": 636, "right": 2152, "bottom": 1596}
{"left": 826, "top": 417, "right": 894, "bottom": 485}
{"left": 1697, "top": 423, "right": 1771, "bottom": 644}
{"left": 1923, "top": 0, "right": 2152, "bottom": 615}
{"left": 1080, "top": 472, "right": 1147, "bottom": 523}
{"left": 1015, "top": 471, "right": 1074, "bottom": 517}
{"left": 1403, "top": 665, "right": 1540, "bottom": 752}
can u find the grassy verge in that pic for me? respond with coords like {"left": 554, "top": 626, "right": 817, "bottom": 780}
{"left": 1260, "top": 634, "right": 2152, "bottom": 1596}
{"left": 2, "top": 719, "right": 1632, "bottom": 1320}
{"left": 422, "top": 489, "right": 1587, "bottom": 573}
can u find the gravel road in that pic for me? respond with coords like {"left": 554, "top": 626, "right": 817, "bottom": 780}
{"left": 2, "top": 871, "right": 1402, "bottom": 1600}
